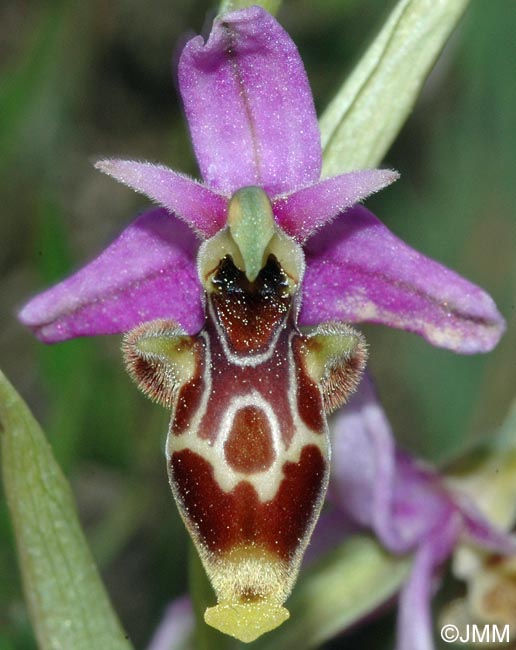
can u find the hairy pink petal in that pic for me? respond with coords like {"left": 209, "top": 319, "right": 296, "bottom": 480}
{"left": 19, "top": 208, "right": 203, "bottom": 342}
{"left": 95, "top": 159, "right": 227, "bottom": 238}
{"left": 179, "top": 6, "right": 321, "bottom": 195}
{"left": 273, "top": 169, "right": 399, "bottom": 241}
{"left": 300, "top": 205, "right": 506, "bottom": 353}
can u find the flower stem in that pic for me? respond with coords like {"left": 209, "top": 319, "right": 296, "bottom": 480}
{"left": 218, "top": 0, "right": 281, "bottom": 17}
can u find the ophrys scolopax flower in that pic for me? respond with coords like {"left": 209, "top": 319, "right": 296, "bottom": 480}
{"left": 19, "top": 6, "right": 505, "bottom": 643}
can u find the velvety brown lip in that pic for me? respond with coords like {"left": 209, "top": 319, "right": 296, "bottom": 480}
{"left": 171, "top": 445, "right": 326, "bottom": 561}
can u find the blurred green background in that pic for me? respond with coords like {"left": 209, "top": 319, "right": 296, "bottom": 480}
{"left": 1, "top": 0, "right": 514, "bottom": 648}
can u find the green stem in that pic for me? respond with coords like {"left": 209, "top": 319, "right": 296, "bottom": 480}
{"left": 218, "top": 0, "right": 281, "bottom": 17}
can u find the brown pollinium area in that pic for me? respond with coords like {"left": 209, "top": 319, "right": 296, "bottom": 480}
{"left": 210, "top": 254, "right": 291, "bottom": 354}
{"left": 170, "top": 445, "right": 326, "bottom": 562}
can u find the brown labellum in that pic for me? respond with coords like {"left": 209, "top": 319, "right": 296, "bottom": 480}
{"left": 121, "top": 187, "right": 368, "bottom": 643}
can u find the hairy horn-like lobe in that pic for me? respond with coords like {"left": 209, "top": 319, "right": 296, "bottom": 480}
{"left": 123, "top": 320, "right": 201, "bottom": 408}
{"left": 299, "top": 322, "right": 368, "bottom": 413}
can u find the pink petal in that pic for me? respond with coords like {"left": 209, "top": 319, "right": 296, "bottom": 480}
{"left": 328, "top": 377, "right": 401, "bottom": 549}
{"left": 455, "top": 495, "right": 516, "bottom": 555}
{"left": 19, "top": 208, "right": 203, "bottom": 342}
{"left": 300, "top": 205, "right": 506, "bottom": 353}
{"left": 329, "top": 378, "right": 453, "bottom": 554}
{"left": 396, "top": 516, "right": 461, "bottom": 650}
{"left": 146, "top": 597, "right": 194, "bottom": 650}
{"left": 273, "top": 169, "right": 399, "bottom": 241}
{"left": 179, "top": 6, "right": 321, "bottom": 196}
{"left": 95, "top": 159, "right": 227, "bottom": 238}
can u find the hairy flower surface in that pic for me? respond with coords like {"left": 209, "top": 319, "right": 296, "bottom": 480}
{"left": 19, "top": 9, "right": 504, "bottom": 353}
{"left": 18, "top": 5, "right": 506, "bottom": 644}
{"left": 329, "top": 379, "right": 516, "bottom": 650}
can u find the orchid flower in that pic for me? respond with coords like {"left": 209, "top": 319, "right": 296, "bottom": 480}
{"left": 18, "top": 6, "right": 505, "bottom": 644}
{"left": 329, "top": 379, "right": 516, "bottom": 650}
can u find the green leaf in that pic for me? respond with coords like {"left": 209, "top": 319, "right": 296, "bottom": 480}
{"left": 320, "top": 0, "right": 470, "bottom": 175}
{"left": 0, "top": 368, "right": 133, "bottom": 650}
{"left": 218, "top": 0, "right": 281, "bottom": 17}
{"left": 254, "top": 535, "right": 411, "bottom": 650}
